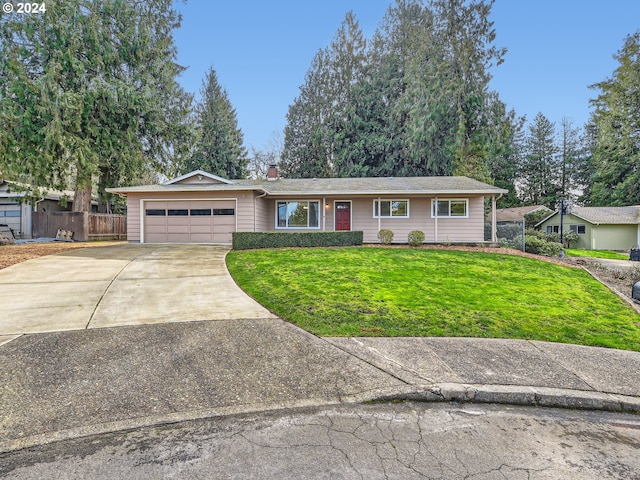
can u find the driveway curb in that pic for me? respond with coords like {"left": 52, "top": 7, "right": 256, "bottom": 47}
{"left": 2, "top": 384, "right": 639, "bottom": 455}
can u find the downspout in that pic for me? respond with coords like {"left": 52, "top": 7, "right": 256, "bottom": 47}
{"left": 434, "top": 196, "right": 438, "bottom": 243}
{"left": 32, "top": 195, "right": 46, "bottom": 240}
{"left": 254, "top": 190, "right": 267, "bottom": 232}
{"left": 492, "top": 194, "right": 503, "bottom": 243}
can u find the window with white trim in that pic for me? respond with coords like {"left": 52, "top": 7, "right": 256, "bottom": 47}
{"left": 431, "top": 199, "right": 468, "bottom": 218}
{"left": 276, "top": 201, "right": 320, "bottom": 229}
{"left": 373, "top": 200, "right": 409, "bottom": 218}
{"left": 569, "top": 224, "right": 586, "bottom": 235}
{"left": 546, "top": 225, "right": 560, "bottom": 234}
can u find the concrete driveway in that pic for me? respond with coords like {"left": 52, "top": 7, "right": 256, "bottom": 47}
{"left": 0, "top": 244, "right": 275, "bottom": 337}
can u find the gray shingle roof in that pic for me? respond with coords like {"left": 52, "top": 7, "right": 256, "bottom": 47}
{"left": 495, "top": 205, "right": 551, "bottom": 222}
{"left": 108, "top": 175, "right": 507, "bottom": 196}
{"left": 571, "top": 206, "right": 640, "bottom": 225}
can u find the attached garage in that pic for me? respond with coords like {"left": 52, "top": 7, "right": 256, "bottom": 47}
{"left": 143, "top": 199, "right": 236, "bottom": 243}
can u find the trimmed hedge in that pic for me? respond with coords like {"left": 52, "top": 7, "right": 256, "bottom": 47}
{"left": 232, "top": 231, "right": 364, "bottom": 250}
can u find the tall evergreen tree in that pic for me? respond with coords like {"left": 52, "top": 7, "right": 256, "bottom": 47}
{"left": 586, "top": 32, "right": 640, "bottom": 206}
{"left": 520, "top": 113, "right": 559, "bottom": 207}
{"left": 0, "top": 0, "right": 193, "bottom": 212}
{"left": 557, "top": 117, "right": 586, "bottom": 201}
{"left": 485, "top": 95, "right": 525, "bottom": 207}
{"left": 186, "top": 67, "right": 247, "bottom": 179}
{"left": 282, "top": 12, "right": 366, "bottom": 178}
{"left": 282, "top": 0, "right": 509, "bottom": 181}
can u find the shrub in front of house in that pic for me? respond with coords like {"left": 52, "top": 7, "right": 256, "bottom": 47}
{"left": 377, "top": 229, "right": 394, "bottom": 245}
{"left": 232, "top": 231, "right": 364, "bottom": 250}
{"left": 524, "top": 235, "right": 563, "bottom": 256}
{"left": 407, "top": 230, "right": 425, "bottom": 246}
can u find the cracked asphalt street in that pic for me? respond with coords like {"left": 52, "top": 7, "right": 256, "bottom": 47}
{"left": 3, "top": 402, "right": 640, "bottom": 479}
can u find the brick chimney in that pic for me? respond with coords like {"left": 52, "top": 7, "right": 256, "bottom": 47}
{"left": 266, "top": 164, "right": 279, "bottom": 181}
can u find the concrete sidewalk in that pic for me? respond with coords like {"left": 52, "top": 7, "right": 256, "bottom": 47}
{"left": 2, "top": 319, "right": 640, "bottom": 454}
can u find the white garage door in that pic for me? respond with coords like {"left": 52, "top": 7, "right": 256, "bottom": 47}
{"left": 143, "top": 200, "right": 236, "bottom": 243}
{"left": 0, "top": 204, "right": 21, "bottom": 234}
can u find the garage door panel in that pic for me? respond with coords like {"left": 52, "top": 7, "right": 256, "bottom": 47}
{"left": 167, "top": 224, "right": 190, "bottom": 233}
{"left": 166, "top": 233, "right": 190, "bottom": 242}
{"left": 213, "top": 233, "right": 232, "bottom": 243}
{"left": 146, "top": 233, "right": 169, "bottom": 243}
{"left": 213, "top": 217, "right": 235, "bottom": 227}
{"left": 190, "top": 233, "right": 215, "bottom": 242}
{"left": 145, "top": 217, "right": 167, "bottom": 226}
{"left": 190, "top": 225, "right": 213, "bottom": 234}
{"left": 189, "top": 217, "right": 213, "bottom": 226}
{"left": 0, "top": 204, "right": 21, "bottom": 232}
{"left": 144, "top": 199, "right": 235, "bottom": 244}
{"left": 145, "top": 201, "right": 167, "bottom": 209}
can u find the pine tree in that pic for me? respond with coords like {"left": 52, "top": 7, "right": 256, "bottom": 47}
{"left": 0, "top": 0, "right": 193, "bottom": 212}
{"left": 520, "top": 113, "right": 559, "bottom": 207}
{"left": 586, "top": 32, "right": 640, "bottom": 206}
{"left": 282, "top": 12, "right": 366, "bottom": 178}
{"left": 186, "top": 68, "right": 247, "bottom": 179}
{"left": 557, "top": 117, "right": 586, "bottom": 201}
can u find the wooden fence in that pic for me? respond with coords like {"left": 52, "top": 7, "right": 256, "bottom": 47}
{"left": 32, "top": 212, "right": 126, "bottom": 241}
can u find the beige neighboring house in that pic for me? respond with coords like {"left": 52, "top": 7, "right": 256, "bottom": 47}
{"left": 0, "top": 180, "right": 75, "bottom": 238}
{"left": 537, "top": 206, "right": 640, "bottom": 250}
{"left": 107, "top": 167, "right": 507, "bottom": 244}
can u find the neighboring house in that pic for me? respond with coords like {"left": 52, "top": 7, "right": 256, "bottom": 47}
{"left": 0, "top": 180, "right": 75, "bottom": 238}
{"left": 536, "top": 206, "right": 640, "bottom": 250}
{"left": 491, "top": 205, "right": 552, "bottom": 225}
{"left": 107, "top": 168, "right": 507, "bottom": 244}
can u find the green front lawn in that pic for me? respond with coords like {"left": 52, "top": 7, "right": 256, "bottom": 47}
{"left": 565, "top": 248, "right": 629, "bottom": 260}
{"left": 226, "top": 247, "right": 640, "bottom": 351}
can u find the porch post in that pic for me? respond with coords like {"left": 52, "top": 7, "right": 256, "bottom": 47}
{"left": 377, "top": 196, "right": 381, "bottom": 233}
{"left": 434, "top": 196, "right": 438, "bottom": 242}
{"left": 491, "top": 195, "right": 497, "bottom": 243}
{"left": 322, "top": 197, "right": 326, "bottom": 231}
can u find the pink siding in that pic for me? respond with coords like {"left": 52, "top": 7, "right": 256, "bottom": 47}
{"left": 254, "top": 195, "right": 487, "bottom": 243}
{"left": 126, "top": 192, "right": 488, "bottom": 243}
{"left": 431, "top": 196, "right": 485, "bottom": 242}
{"left": 126, "top": 190, "right": 257, "bottom": 242}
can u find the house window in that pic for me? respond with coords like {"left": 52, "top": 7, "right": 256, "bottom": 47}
{"left": 546, "top": 225, "right": 560, "bottom": 234}
{"left": 569, "top": 224, "right": 586, "bottom": 235}
{"left": 276, "top": 201, "right": 320, "bottom": 229}
{"left": 431, "top": 199, "right": 468, "bottom": 218}
{"left": 373, "top": 200, "right": 409, "bottom": 218}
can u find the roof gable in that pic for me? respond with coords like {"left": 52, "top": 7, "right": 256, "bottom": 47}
{"left": 164, "top": 170, "right": 233, "bottom": 186}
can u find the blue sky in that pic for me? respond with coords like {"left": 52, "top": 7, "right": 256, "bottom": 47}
{"left": 173, "top": 1, "right": 640, "bottom": 151}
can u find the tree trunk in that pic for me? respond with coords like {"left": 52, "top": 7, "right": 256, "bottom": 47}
{"left": 73, "top": 183, "right": 93, "bottom": 213}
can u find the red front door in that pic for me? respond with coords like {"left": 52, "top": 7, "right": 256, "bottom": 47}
{"left": 335, "top": 202, "right": 351, "bottom": 231}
